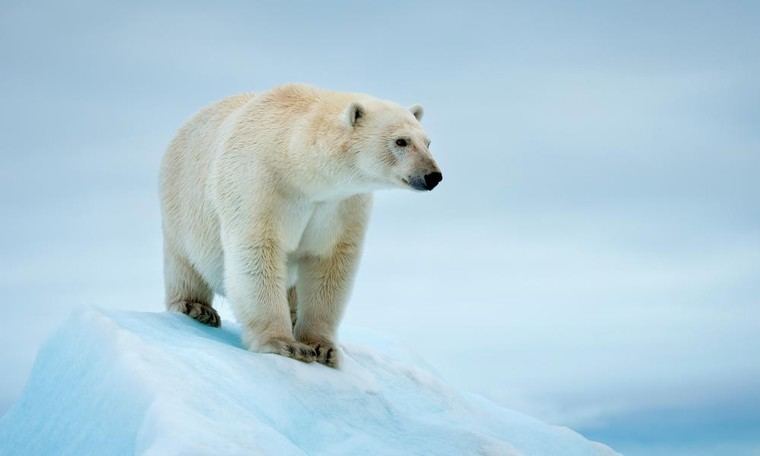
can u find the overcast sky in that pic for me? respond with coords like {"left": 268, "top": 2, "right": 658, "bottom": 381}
{"left": 1, "top": 1, "right": 759, "bottom": 454}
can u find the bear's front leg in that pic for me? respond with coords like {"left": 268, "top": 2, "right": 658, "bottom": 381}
{"left": 222, "top": 229, "right": 317, "bottom": 363}
{"left": 294, "top": 251, "right": 352, "bottom": 367}
{"left": 294, "top": 235, "right": 366, "bottom": 367}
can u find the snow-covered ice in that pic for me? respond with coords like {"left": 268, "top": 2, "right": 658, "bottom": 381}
{"left": 0, "top": 309, "right": 616, "bottom": 455}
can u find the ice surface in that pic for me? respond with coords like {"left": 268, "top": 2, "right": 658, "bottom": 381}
{"left": 0, "top": 309, "right": 617, "bottom": 455}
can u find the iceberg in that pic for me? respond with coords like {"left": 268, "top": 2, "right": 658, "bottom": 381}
{"left": 0, "top": 309, "right": 616, "bottom": 455}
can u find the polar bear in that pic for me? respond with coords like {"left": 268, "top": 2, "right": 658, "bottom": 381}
{"left": 159, "top": 84, "right": 442, "bottom": 367}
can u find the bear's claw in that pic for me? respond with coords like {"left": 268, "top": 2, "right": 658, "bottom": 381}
{"left": 172, "top": 301, "right": 221, "bottom": 327}
{"left": 263, "top": 338, "right": 317, "bottom": 363}
{"left": 309, "top": 341, "right": 341, "bottom": 368}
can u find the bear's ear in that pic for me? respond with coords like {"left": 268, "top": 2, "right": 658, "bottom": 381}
{"left": 409, "top": 104, "right": 424, "bottom": 121}
{"left": 344, "top": 102, "right": 365, "bottom": 127}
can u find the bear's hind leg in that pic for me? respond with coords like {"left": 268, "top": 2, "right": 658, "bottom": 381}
{"left": 170, "top": 300, "right": 220, "bottom": 327}
{"left": 164, "top": 245, "right": 220, "bottom": 327}
{"left": 287, "top": 286, "right": 298, "bottom": 328}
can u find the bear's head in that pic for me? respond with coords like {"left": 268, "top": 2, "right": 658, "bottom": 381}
{"left": 342, "top": 100, "right": 442, "bottom": 192}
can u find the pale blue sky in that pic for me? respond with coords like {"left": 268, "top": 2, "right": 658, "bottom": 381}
{"left": 1, "top": 1, "right": 759, "bottom": 454}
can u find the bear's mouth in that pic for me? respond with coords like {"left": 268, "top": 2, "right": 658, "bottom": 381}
{"left": 402, "top": 176, "right": 430, "bottom": 191}
{"left": 400, "top": 177, "right": 418, "bottom": 190}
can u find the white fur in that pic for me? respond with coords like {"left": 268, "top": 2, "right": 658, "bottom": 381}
{"left": 159, "top": 84, "right": 441, "bottom": 367}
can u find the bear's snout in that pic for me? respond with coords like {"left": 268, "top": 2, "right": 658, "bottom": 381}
{"left": 408, "top": 171, "right": 443, "bottom": 191}
{"left": 424, "top": 172, "right": 443, "bottom": 190}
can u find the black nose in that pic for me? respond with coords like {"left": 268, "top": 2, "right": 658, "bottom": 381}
{"left": 424, "top": 172, "right": 443, "bottom": 190}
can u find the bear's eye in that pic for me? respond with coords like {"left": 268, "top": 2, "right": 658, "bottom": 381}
{"left": 395, "top": 138, "right": 408, "bottom": 147}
